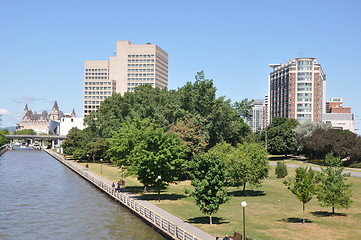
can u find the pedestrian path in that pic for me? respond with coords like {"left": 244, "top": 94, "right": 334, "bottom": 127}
{"left": 269, "top": 161, "right": 361, "bottom": 178}
{"left": 45, "top": 149, "right": 215, "bottom": 240}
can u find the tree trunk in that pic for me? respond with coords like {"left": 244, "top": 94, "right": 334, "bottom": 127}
{"left": 332, "top": 206, "right": 335, "bottom": 215}
{"left": 242, "top": 182, "right": 247, "bottom": 196}
{"left": 143, "top": 186, "right": 147, "bottom": 193}
{"left": 302, "top": 202, "right": 305, "bottom": 224}
{"left": 209, "top": 214, "right": 212, "bottom": 225}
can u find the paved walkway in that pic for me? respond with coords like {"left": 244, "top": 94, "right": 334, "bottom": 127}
{"left": 269, "top": 161, "right": 361, "bottom": 178}
{"left": 45, "top": 150, "right": 216, "bottom": 240}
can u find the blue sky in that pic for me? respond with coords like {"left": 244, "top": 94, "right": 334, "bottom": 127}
{"left": 1, "top": 0, "right": 360, "bottom": 132}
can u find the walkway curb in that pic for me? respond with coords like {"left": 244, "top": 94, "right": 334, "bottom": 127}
{"left": 44, "top": 149, "right": 215, "bottom": 240}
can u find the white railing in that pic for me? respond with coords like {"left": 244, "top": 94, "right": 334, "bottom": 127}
{"left": 45, "top": 150, "right": 200, "bottom": 240}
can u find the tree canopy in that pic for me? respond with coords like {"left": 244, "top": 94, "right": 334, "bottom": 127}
{"left": 284, "top": 167, "right": 318, "bottom": 224}
{"left": 208, "top": 141, "right": 269, "bottom": 194}
{"left": 302, "top": 128, "right": 361, "bottom": 162}
{"left": 265, "top": 117, "right": 298, "bottom": 156}
{"left": 316, "top": 153, "right": 352, "bottom": 214}
{"left": 190, "top": 154, "right": 229, "bottom": 224}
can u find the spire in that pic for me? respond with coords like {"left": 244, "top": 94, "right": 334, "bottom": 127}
{"left": 52, "top": 101, "right": 59, "bottom": 112}
{"left": 71, "top": 108, "right": 76, "bottom": 117}
{"left": 24, "top": 104, "right": 29, "bottom": 112}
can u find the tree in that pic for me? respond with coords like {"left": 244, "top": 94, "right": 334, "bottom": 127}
{"left": 294, "top": 121, "right": 331, "bottom": 152}
{"left": 302, "top": 128, "right": 361, "bottom": 162}
{"left": 265, "top": 117, "right": 298, "bottom": 156}
{"left": 107, "top": 118, "right": 153, "bottom": 166}
{"left": 86, "top": 138, "right": 108, "bottom": 162}
{"left": 114, "top": 120, "right": 188, "bottom": 192}
{"left": 13, "top": 129, "right": 36, "bottom": 135}
{"left": 207, "top": 97, "right": 251, "bottom": 147}
{"left": 177, "top": 72, "right": 251, "bottom": 148}
{"left": 284, "top": 167, "right": 318, "bottom": 224}
{"left": 62, "top": 127, "right": 101, "bottom": 161}
{"left": 0, "top": 129, "right": 9, "bottom": 146}
{"left": 62, "top": 127, "right": 82, "bottom": 154}
{"left": 237, "top": 142, "right": 269, "bottom": 194}
{"left": 208, "top": 141, "right": 269, "bottom": 195}
{"left": 168, "top": 117, "right": 208, "bottom": 160}
{"left": 190, "top": 154, "right": 229, "bottom": 224}
{"left": 275, "top": 161, "right": 288, "bottom": 178}
{"left": 317, "top": 153, "right": 352, "bottom": 214}
{"left": 233, "top": 98, "right": 254, "bottom": 121}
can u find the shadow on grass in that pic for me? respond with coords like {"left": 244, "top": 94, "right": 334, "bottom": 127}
{"left": 278, "top": 217, "right": 313, "bottom": 223}
{"left": 269, "top": 155, "right": 299, "bottom": 161}
{"left": 134, "top": 193, "right": 187, "bottom": 201}
{"left": 229, "top": 189, "right": 266, "bottom": 197}
{"left": 124, "top": 186, "right": 144, "bottom": 194}
{"left": 311, "top": 211, "right": 347, "bottom": 217}
{"left": 187, "top": 216, "right": 229, "bottom": 225}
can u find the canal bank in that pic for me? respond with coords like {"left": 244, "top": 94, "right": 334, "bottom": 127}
{"left": 0, "top": 145, "right": 8, "bottom": 156}
{"left": 44, "top": 149, "right": 215, "bottom": 240}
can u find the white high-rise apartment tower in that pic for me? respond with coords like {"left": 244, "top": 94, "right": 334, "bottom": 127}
{"left": 268, "top": 58, "right": 326, "bottom": 123}
{"left": 83, "top": 41, "right": 168, "bottom": 115}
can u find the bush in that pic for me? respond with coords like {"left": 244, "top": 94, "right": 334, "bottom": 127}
{"left": 275, "top": 161, "right": 288, "bottom": 178}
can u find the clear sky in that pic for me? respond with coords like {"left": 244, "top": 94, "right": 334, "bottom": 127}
{"left": 1, "top": 0, "right": 360, "bottom": 132}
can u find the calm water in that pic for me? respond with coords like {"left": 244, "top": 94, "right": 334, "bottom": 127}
{"left": 0, "top": 150, "right": 165, "bottom": 240}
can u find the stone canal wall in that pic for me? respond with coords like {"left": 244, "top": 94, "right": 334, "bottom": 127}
{"left": 0, "top": 145, "right": 9, "bottom": 156}
{"left": 44, "top": 149, "right": 215, "bottom": 240}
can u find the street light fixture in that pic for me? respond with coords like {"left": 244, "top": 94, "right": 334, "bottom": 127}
{"left": 100, "top": 158, "right": 103, "bottom": 175}
{"left": 241, "top": 201, "right": 247, "bottom": 240}
{"left": 157, "top": 175, "right": 162, "bottom": 202}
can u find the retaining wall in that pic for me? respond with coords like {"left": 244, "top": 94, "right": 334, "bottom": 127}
{"left": 0, "top": 145, "right": 8, "bottom": 156}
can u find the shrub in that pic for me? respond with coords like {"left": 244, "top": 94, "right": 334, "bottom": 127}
{"left": 275, "top": 161, "right": 288, "bottom": 178}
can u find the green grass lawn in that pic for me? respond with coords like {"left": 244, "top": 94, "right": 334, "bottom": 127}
{"left": 76, "top": 160, "right": 361, "bottom": 240}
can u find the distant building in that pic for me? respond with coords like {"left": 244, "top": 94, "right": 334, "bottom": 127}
{"left": 83, "top": 40, "right": 168, "bottom": 115}
{"left": 246, "top": 99, "right": 265, "bottom": 132}
{"left": 326, "top": 97, "right": 351, "bottom": 113}
{"left": 59, "top": 116, "right": 85, "bottom": 136}
{"left": 268, "top": 58, "right": 326, "bottom": 123}
{"left": 264, "top": 94, "right": 270, "bottom": 127}
{"left": 17, "top": 101, "right": 81, "bottom": 135}
{"left": 322, "top": 97, "right": 355, "bottom": 132}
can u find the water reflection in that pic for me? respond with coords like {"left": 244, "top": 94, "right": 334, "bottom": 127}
{"left": 0, "top": 150, "right": 164, "bottom": 240}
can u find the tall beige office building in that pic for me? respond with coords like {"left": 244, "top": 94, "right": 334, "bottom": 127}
{"left": 268, "top": 58, "right": 326, "bottom": 123}
{"left": 83, "top": 41, "right": 168, "bottom": 115}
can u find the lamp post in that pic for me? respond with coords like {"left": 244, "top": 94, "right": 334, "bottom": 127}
{"left": 241, "top": 201, "right": 247, "bottom": 240}
{"left": 100, "top": 158, "right": 103, "bottom": 175}
{"left": 157, "top": 175, "right": 162, "bottom": 202}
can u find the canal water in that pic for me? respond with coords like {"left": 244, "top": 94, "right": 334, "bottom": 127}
{"left": 0, "top": 150, "right": 165, "bottom": 240}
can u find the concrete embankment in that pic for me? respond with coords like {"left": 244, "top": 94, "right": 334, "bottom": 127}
{"left": 44, "top": 149, "right": 215, "bottom": 240}
{"left": 0, "top": 145, "right": 9, "bottom": 156}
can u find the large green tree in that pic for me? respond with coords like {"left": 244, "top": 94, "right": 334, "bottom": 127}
{"left": 190, "top": 154, "right": 229, "bottom": 224}
{"left": 302, "top": 128, "right": 361, "bottom": 162}
{"left": 168, "top": 117, "right": 208, "bottom": 159}
{"left": 317, "top": 153, "right": 352, "bottom": 214}
{"left": 85, "top": 72, "right": 250, "bottom": 151}
{"left": 107, "top": 118, "right": 153, "bottom": 166}
{"left": 108, "top": 119, "right": 187, "bottom": 192}
{"left": 130, "top": 123, "right": 187, "bottom": 192}
{"left": 294, "top": 121, "right": 331, "bottom": 152}
{"left": 208, "top": 141, "right": 269, "bottom": 195}
{"left": 265, "top": 117, "right": 298, "bottom": 156}
{"left": 284, "top": 167, "right": 318, "bottom": 224}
